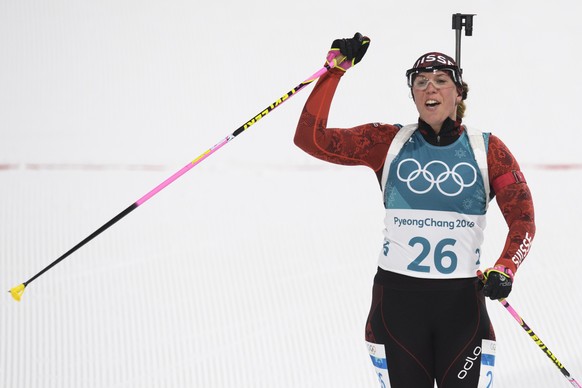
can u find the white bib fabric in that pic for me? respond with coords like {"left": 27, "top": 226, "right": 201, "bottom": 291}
{"left": 378, "top": 124, "right": 490, "bottom": 279}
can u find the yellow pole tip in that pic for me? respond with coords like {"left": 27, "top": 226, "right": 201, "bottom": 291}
{"left": 9, "top": 284, "right": 25, "bottom": 302}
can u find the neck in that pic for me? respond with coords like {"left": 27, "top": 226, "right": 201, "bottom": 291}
{"left": 417, "top": 118, "right": 463, "bottom": 146}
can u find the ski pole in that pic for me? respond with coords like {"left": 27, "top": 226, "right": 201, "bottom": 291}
{"left": 478, "top": 271, "right": 581, "bottom": 386}
{"left": 498, "top": 298, "right": 582, "bottom": 387}
{"left": 9, "top": 64, "right": 331, "bottom": 302}
{"left": 452, "top": 13, "right": 475, "bottom": 73}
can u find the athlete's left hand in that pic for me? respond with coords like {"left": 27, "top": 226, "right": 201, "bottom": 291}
{"left": 479, "top": 265, "right": 514, "bottom": 300}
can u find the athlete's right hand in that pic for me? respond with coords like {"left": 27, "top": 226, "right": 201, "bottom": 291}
{"left": 326, "top": 32, "right": 370, "bottom": 71}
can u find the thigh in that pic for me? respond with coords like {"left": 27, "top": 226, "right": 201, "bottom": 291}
{"left": 365, "top": 284, "right": 435, "bottom": 388}
{"left": 433, "top": 282, "right": 496, "bottom": 387}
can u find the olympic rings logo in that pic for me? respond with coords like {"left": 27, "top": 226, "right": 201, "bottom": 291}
{"left": 396, "top": 158, "right": 477, "bottom": 196}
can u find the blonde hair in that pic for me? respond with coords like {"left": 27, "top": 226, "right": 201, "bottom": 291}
{"left": 456, "top": 81, "right": 469, "bottom": 119}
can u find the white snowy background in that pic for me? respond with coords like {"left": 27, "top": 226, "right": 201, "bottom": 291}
{"left": 1, "top": 0, "right": 581, "bottom": 387}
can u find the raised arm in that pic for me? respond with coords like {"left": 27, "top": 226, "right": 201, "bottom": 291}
{"left": 294, "top": 67, "right": 399, "bottom": 172}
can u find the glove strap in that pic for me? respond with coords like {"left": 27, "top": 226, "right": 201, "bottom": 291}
{"left": 492, "top": 265, "right": 514, "bottom": 281}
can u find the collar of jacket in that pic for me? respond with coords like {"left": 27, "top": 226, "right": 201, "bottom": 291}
{"left": 417, "top": 117, "right": 464, "bottom": 146}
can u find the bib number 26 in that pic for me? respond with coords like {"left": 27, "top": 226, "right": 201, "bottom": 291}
{"left": 407, "top": 237, "right": 457, "bottom": 274}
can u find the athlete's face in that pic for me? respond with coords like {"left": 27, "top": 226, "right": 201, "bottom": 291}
{"left": 411, "top": 71, "right": 462, "bottom": 132}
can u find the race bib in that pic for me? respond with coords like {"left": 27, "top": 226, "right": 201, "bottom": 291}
{"left": 378, "top": 209, "right": 486, "bottom": 279}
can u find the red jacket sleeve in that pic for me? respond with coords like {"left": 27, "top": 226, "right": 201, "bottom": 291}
{"left": 294, "top": 68, "right": 399, "bottom": 172}
{"left": 487, "top": 135, "right": 536, "bottom": 275}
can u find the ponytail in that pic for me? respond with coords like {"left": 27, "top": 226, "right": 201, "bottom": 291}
{"left": 456, "top": 81, "right": 469, "bottom": 119}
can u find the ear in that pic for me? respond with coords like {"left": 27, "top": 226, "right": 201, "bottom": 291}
{"left": 456, "top": 85, "right": 464, "bottom": 102}
{"left": 456, "top": 91, "right": 463, "bottom": 103}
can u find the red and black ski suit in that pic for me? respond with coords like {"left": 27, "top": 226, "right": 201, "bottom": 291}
{"left": 294, "top": 67, "right": 536, "bottom": 387}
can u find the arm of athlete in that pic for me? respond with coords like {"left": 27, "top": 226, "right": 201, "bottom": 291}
{"left": 294, "top": 34, "right": 399, "bottom": 174}
{"left": 482, "top": 135, "right": 536, "bottom": 299}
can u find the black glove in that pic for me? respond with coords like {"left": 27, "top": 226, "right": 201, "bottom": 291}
{"left": 326, "top": 32, "right": 370, "bottom": 71}
{"left": 481, "top": 266, "right": 514, "bottom": 300}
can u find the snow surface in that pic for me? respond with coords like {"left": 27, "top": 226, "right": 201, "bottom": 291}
{"left": 1, "top": 1, "right": 581, "bottom": 387}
